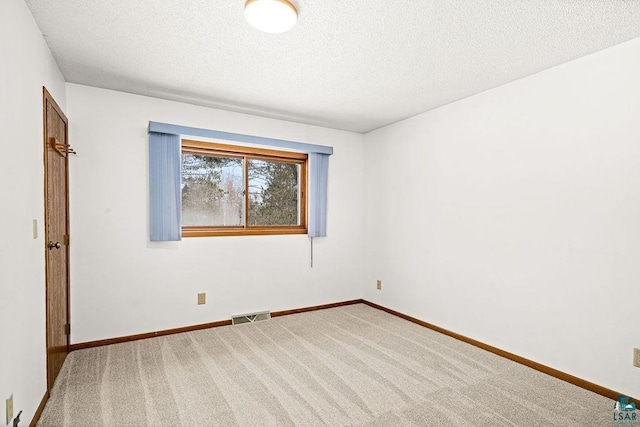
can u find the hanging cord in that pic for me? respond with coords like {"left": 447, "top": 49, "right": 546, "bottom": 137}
{"left": 310, "top": 237, "right": 314, "bottom": 268}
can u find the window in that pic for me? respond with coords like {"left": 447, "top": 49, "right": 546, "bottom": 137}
{"left": 181, "top": 140, "right": 307, "bottom": 237}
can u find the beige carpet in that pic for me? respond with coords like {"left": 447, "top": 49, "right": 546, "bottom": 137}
{"left": 39, "top": 304, "right": 611, "bottom": 426}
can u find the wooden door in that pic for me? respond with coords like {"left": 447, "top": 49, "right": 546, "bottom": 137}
{"left": 43, "top": 87, "right": 70, "bottom": 390}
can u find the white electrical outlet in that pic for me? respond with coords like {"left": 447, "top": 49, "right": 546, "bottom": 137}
{"left": 376, "top": 280, "right": 382, "bottom": 290}
{"left": 634, "top": 348, "right": 640, "bottom": 368}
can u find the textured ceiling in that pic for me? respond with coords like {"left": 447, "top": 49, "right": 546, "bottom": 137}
{"left": 24, "top": 0, "right": 640, "bottom": 133}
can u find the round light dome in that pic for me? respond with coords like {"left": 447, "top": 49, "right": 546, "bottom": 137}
{"left": 244, "top": 0, "right": 298, "bottom": 34}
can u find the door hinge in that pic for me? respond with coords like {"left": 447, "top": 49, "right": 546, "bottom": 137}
{"left": 63, "top": 234, "right": 70, "bottom": 246}
{"left": 65, "top": 323, "right": 71, "bottom": 335}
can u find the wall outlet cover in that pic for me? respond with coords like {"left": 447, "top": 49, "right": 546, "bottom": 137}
{"left": 376, "top": 280, "right": 382, "bottom": 290}
{"left": 197, "top": 293, "right": 206, "bottom": 305}
{"left": 6, "top": 394, "right": 13, "bottom": 426}
{"left": 634, "top": 348, "right": 640, "bottom": 368}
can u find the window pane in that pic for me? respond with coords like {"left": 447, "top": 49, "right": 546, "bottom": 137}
{"left": 248, "top": 159, "right": 300, "bottom": 226}
{"left": 181, "top": 154, "right": 244, "bottom": 226}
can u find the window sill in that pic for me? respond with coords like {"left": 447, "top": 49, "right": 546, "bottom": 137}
{"left": 182, "top": 227, "right": 307, "bottom": 237}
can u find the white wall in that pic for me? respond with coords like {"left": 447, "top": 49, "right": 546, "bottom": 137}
{"left": 363, "top": 36, "right": 640, "bottom": 397}
{"left": 66, "top": 84, "right": 364, "bottom": 344}
{"left": 0, "top": 0, "right": 67, "bottom": 425}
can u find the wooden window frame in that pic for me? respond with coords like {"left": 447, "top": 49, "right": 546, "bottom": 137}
{"left": 181, "top": 139, "right": 307, "bottom": 237}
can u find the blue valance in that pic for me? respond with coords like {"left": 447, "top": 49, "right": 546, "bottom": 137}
{"left": 148, "top": 122, "right": 333, "bottom": 155}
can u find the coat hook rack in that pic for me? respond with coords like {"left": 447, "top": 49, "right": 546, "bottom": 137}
{"left": 49, "top": 137, "right": 77, "bottom": 156}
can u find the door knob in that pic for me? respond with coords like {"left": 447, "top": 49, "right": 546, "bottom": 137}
{"left": 48, "top": 241, "right": 61, "bottom": 250}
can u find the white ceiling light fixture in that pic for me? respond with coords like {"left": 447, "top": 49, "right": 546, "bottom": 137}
{"left": 244, "top": 0, "right": 298, "bottom": 34}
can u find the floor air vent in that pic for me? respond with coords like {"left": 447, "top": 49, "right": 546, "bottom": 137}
{"left": 232, "top": 311, "right": 271, "bottom": 325}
